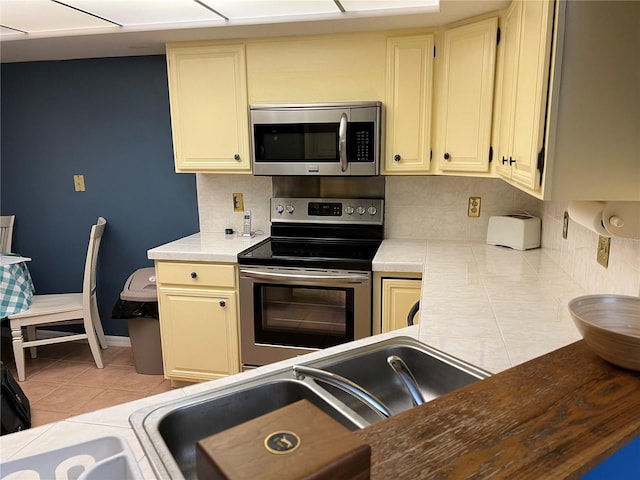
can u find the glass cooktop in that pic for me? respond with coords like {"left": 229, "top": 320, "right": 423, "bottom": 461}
{"left": 237, "top": 237, "right": 382, "bottom": 271}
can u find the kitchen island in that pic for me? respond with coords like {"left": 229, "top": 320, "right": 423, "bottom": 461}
{"left": 4, "top": 235, "right": 630, "bottom": 479}
{"left": 356, "top": 340, "right": 640, "bottom": 479}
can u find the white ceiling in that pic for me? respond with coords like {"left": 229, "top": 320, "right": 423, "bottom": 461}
{"left": 0, "top": 0, "right": 510, "bottom": 63}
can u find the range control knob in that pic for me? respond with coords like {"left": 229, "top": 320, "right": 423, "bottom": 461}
{"left": 356, "top": 206, "right": 366, "bottom": 215}
{"left": 345, "top": 206, "right": 355, "bottom": 215}
{"left": 367, "top": 206, "right": 377, "bottom": 216}
{"left": 286, "top": 205, "right": 295, "bottom": 214}
{"left": 275, "top": 204, "right": 284, "bottom": 214}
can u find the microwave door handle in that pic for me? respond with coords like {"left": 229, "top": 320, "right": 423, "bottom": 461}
{"left": 338, "top": 112, "right": 348, "bottom": 172}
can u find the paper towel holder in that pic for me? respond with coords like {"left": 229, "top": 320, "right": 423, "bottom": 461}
{"left": 568, "top": 201, "right": 640, "bottom": 239}
{"left": 602, "top": 202, "right": 640, "bottom": 239}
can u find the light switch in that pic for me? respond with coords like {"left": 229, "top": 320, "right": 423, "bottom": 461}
{"left": 74, "top": 175, "right": 86, "bottom": 192}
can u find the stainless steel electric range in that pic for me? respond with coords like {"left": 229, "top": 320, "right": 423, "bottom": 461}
{"left": 237, "top": 197, "right": 384, "bottom": 369}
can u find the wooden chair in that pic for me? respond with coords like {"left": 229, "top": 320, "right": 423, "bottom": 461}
{"left": 0, "top": 215, "right": 15, "bottom": 252}
{"left": 8, "top": 217, "right": 108, "bottom": 381}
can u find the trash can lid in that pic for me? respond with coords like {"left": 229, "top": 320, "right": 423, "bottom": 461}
{"left": 120, "top": 267, "right": 157, "bottom": 301}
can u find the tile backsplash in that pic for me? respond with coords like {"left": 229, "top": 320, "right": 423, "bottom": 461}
{"left": 196, "top": 174, "right": 640, "bottom": 296}
{"left": 197, "top": 174, "right": 272, "bottom": 235}
{"left": 541, "top": 201, "right": 640, "bottom": 296}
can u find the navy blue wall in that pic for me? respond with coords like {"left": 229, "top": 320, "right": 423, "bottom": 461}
{"left": 1, "top": 55, "right": 199, "bottom": 336}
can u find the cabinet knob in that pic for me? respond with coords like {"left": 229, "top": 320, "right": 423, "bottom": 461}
{"left": 509, "top": 157, "right": 516, "bottom": 166}
{"left": 190, "top": 271, "right": 197, "bottom": 279}
{"left": 444, "top": 152, "right": 450, "bottom": 161}
{"left": 501, "top": 156, "right": 508, "bottom": 165}
{"left": 233, "top": 154, "right": 241, "bottom": 161}
{"left": 219, "top": 300, "right": 226, "bottom": 307}
{"left": 394, "top": 154, "right": 401, "bottom": 162}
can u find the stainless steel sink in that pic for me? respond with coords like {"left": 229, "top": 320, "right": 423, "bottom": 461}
{"left": 130, "top": 337, "right": 490, "bottom": 480}
{"left": 301, "top": 339, "right": 489, "bottom": 424}
{"left": 131, "top": 378, "right": 365, "bottom": 480}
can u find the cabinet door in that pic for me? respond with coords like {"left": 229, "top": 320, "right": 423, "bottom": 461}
{"left": 158, "top": 288, "right": 240, "bottom": 382}
{"left": 510, "top": 0, "right": 553, "bottom": 189}
{"left": 495, "top": 0, "right": 522, "bottom": 180}
{"left": 382, "top": 279, "right": 422, "bottom": 332}
{"left": 166, "top": 44, "right": 250, "bottom": 173}
{"left": 384, "top": 35, "right": 435, "bottom": 174}
{"left": 436, "top": 17, "right": 498, "bottom": 173}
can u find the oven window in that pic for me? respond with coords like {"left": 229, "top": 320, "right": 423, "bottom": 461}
{"left": 254, "top": 284, "right": 355, "bottom": 349}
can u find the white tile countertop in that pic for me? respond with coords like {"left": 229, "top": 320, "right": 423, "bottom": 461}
{"left": 1, "top": 236, "right": 586, "bottom": 477}
{"left": 147, "top": 232, "right": 267, "bottom": 263}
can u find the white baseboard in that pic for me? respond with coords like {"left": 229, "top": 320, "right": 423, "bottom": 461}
{"left": 1, "top": 327, "right": 131, "bottom": 348}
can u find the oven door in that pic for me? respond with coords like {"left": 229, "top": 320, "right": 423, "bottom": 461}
{"left": 239, "top": 266, "right": 372, "bottom": 368}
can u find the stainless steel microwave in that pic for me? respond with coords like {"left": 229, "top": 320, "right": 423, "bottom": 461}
{"left": 250, "top": 102, "right": 382, "bottom": 176}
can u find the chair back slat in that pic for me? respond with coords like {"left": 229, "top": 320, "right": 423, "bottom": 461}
{"left": 0, "top": 215, "right": 16, "bottom": 252}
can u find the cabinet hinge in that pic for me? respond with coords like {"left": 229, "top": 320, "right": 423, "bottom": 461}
{"left": 537, "top": 148, "right": 545, "bottom": 185}
{"left": 489, "top": 146, "right": 493, "bottom": 163}
{"left": 497, "top": 27, "right": 501, "bottom": 45}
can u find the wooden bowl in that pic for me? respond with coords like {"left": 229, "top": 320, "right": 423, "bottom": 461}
{"left": 569, "top": 295, "right": 640, "bottom": 371}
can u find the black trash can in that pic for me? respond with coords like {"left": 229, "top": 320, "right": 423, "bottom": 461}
{"left": 112, "top": 267, "right": 163, "bottom": 375}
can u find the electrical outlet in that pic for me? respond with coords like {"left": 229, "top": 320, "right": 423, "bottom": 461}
{"left": 562, "top": 211, "right": 569, "bottom": 239}
{"left": 468, "top": 197, "right": 481, "bottom": 217}
{"left": 232, "top": 193, "right": 244, "bottom": 212}
{"left": 73, "top": 175, "right": 86, "bottom": 192}
{"left": 597, "top": 235, "right": 611, "bottom": 268}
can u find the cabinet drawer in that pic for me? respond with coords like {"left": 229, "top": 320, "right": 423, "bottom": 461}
{"left": 156, "top": 262, "right": 236, "bottom": 288}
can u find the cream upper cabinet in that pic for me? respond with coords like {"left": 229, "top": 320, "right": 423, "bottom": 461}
{"left": 155, "top": 261, "right": 241, "bottom": 383}
{"left": 166, "top": 43, "right": 251, "bottom": 173}
{"left": 384, "top": 35, "right": 435, "bottom": 174}
{"left": 495, "top": 0, "right": 553, "bottom": 190}
{"left": 494, "top": 0, "right": 521, "bottom": 181}
{"left": 435, "top": 17, "right": 498, "bottom": 173}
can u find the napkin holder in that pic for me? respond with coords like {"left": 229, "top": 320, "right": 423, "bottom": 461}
{"left": 196, "top": 399, "right": 371, "bottom": 480}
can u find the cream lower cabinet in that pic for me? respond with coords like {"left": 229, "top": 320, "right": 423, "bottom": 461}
{"left": 166, "top": 43, "right": 251, "bottom": 173}
{"left": 374, "top": 273, "right": 422, "bottom": 334}
{"left": 434, "top": 17, "right": 498, "bottom": 173}
{"left": 384, "top": 34, "right": 435, "bottom": 174}
{"left": 155, "top": 261, "right": 240, "bottom": 383}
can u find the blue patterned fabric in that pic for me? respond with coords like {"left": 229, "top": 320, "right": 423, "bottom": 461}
{"left": 0, "top": 262, "right": 34, "bottom": 318}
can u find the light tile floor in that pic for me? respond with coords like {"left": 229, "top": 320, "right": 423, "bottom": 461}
{"left": 1, "top": 335, "right": 173, "bottom": 427}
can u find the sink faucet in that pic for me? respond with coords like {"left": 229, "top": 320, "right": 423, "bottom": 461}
{"left": 386, "top": 355, "right": 425, "bottom": 406}
{"left": 292, "top": 365, "right": 391, "bottom": 419}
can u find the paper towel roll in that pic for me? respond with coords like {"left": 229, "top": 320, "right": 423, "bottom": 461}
{"left": 567, "top": 201, "right": 611, "bottom": 236}
{"left": 602, "top": 202, "right": 640, "bottom": 238}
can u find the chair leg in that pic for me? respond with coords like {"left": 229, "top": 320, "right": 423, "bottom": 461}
{"left": 91, "top": 296, "right": 107, "bottom": 349}
{"left": 26, "top": 325, "right": 37, "bottom": 359}
{"left": 84, "top": 308, "right": 104, "bottom": 369}
{"left": 86, "top": 330, "right": 104, "bottom": 369}
{"left": 10, "top": 322, "right": 26, "bottom": 382}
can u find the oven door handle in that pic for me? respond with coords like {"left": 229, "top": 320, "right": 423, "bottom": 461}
{"left": 239, "top": 268, "right": 369, "bottom": 284}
